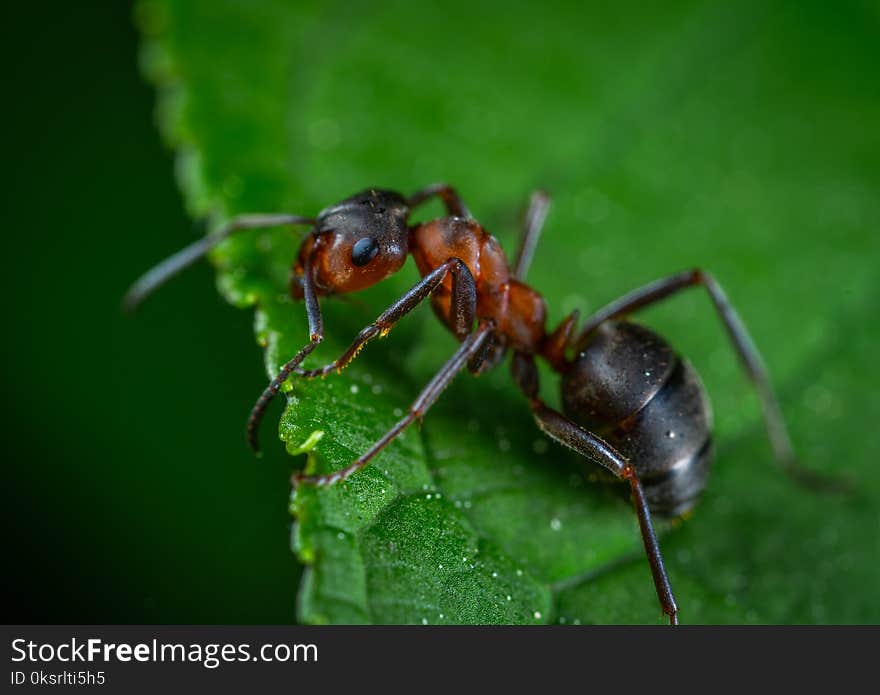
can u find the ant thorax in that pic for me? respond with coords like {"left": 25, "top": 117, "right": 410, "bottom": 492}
{"left": 410, "top": 216, "right": 547, "bottom": 353}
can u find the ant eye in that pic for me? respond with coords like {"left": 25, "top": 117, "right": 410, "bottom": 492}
{"left": 351, "top": 237, "right": 379, "bottom": 266}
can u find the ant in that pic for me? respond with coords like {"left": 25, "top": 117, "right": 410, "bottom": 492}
{"left": 125, "top": 183, "right": 841, "bottom": 625}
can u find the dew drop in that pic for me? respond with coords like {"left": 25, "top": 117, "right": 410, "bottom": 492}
{"left": 421, "top": 618, "right": 428, "bottom": 625}
{"left": 550, "top": 517, "right": 562, "bottom": 531}
{"left": 533, "top": 611, "right": 542, "bottom": 620}
{"left": 349, "top": 384, "right": 359, "bottom": 394}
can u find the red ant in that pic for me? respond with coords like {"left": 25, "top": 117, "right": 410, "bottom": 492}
{"left": 125, "top": 184, "right": 840, "bottom": 625}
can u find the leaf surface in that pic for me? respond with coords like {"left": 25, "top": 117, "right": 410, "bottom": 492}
{"left": 139, "top": 0, "right": 880, "bottom": 623}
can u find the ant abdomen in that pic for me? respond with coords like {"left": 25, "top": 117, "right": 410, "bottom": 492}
{"left": 562, "top": 320, "right": 714, "bottom": 517}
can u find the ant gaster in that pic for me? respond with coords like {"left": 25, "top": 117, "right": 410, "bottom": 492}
{"left": 125, "top": 183, "right": 840, "bottom": 625}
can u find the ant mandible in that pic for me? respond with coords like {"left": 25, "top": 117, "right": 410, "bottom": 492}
{"left": 125, "top": 183, "right": 836, "bottom": 625}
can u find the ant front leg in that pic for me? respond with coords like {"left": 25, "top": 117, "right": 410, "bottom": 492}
{"left": 406, "top": 183, "right": 471, "bottom": 218}
{"left": 247, "top": 252, "right": 324, "bottom": 454}
{"left": 573, "top": 269, "right": 847, "bottom": 492}
{"left": 287, "top": 257, "right": 479, "bottom": 483}
{"left": 295, "top": 257, "right": 477, "bottom": 379}
{"left": 511, "top": 352, "right": 679, "bottom": 625}
{"left": 294, "top": 320, "right": 495, "bottom": 487}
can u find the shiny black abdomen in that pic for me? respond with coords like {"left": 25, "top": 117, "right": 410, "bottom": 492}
{"left": 561, "top": 320, "right": 713, "bottom": 517}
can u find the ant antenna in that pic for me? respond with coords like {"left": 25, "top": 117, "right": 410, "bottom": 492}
{"left": 122, "top": 213, "right": 314, "bottom": 313}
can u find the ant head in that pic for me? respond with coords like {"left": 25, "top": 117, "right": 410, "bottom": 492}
{"left": 301, "top": 189, "right": 410, "bottom": 294}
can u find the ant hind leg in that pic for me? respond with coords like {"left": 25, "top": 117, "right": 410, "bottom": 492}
{"left": 511, "top": 351, "right": 678, "bottom": 625}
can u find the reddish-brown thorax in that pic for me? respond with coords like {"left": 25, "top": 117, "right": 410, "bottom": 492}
{"left": 410, "top": 217, "right": 549, "bottom": 356}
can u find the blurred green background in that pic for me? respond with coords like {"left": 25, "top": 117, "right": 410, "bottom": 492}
{"left": 3, "top": 0, "right": 878, "bottom": 623}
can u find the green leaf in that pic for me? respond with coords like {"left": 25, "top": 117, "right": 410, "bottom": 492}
{"left": 138, "top": 0, "right": 880, "bottom": 623}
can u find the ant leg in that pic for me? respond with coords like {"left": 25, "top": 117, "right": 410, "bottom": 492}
{"left": 467, "top": 331, "right": 507, "bottom": 375}
{"left": 123, "top": 213, "right": 314, "bottom": 313}
{"left": 296, "top": 257, "right": 476, "bottom": 379}
{"left": 406, "top": 183, "right": 471, "bottom": 217}
{"left": 540, "top": 310, "right": 579, "bottom": 371}
{"left": 513, "top": 190, "right": 551, "bottom": 280}
{"left": 533, "top": 401, "right": 679, "bottom": 625}
{"left": 247, "top": 252, "right": 324, "bottom": 454}
{"left": 573, "top": 269, "right": 845, "bottom": 492}
{"left": 511, "top": 352, "right": 678, "bottom": 625}
{"left": 294, "top": 320, "right": 495, "bottom": 486}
